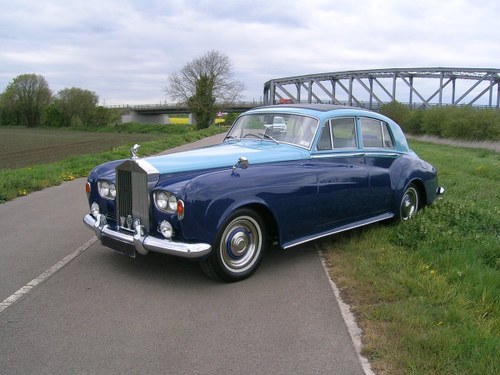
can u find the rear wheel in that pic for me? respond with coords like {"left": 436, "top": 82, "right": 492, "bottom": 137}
{"left": 400, "top": 184, "right": 419, "bottom": 221}
{"left": 201, "top": 209, "right": 266, "bottom": 282}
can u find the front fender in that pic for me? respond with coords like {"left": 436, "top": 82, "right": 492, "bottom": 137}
{"left": 181, "top": 168, "right": 273, "bottom": 245}
{"left": 181, "top": 162, "right": 317, "bottom": 247}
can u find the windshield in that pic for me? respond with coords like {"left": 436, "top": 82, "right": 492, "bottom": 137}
{"left": 225, "top": 113, "right": 319, "bottom": 149}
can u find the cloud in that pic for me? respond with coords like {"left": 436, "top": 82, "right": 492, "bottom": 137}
{"left": 0, "top": 0, "right": 498, "bottom": 105}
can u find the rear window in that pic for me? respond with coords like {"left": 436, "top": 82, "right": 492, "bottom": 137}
{"left": 360, "top": 117, "right": 394, "bottom": 149}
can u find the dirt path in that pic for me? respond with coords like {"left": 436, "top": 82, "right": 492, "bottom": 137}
{"left": 407, "top": 135, "right": 500, "bottom": 152}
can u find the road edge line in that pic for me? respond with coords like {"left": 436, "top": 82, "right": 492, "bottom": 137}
{"left": 317, "top": 248, "right": 375, "bottom": 375}
{"left": 0, "top": 237, "right": 98, "bottom": 314}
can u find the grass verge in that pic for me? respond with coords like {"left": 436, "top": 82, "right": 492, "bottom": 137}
{"left": 0, "top": 125, "right": 226, "bottom": 203}
{"left": 320, "top": 141, "right": 499, "bottom": 374}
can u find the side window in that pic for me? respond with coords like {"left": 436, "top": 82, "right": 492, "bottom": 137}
{"left": 382, "top": 122, "right": 394, "bottom": 148}
{"left": 317, "top": 123, "right": 332, "bottom": 150}
{"left": 360, "top": 118, "right": 394, "bottom": 149}
{"left": 331, "top": 118, "right": 357, "bottom": 148}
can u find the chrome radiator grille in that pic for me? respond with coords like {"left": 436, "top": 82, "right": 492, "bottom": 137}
{"left": 116, "top": 162, "right": 150, "bottom": 233}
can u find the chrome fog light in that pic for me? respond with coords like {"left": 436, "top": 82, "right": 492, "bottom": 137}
{"left": 159, "top": 220, "right": 173, "bottom": 239}
{"left": 133, "top": 218, "right": 141, "bottom": 230}
{"left": 91, "top": 202, "right": 100, "bottom": 218}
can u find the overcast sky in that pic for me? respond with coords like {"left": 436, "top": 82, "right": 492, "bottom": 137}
{"left": 1, "top": 0, "right": 499, "bottom": 105}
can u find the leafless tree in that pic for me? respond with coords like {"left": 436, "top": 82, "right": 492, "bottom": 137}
{"left": 166, "top": 50, "right": 246, "bottom": 105}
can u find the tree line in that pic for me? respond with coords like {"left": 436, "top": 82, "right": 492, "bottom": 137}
{"left": 0, "top": 50, "right": 246, "bottom": 130}
{"left": 0, "top": 74, "right": 118, "bottom": 128}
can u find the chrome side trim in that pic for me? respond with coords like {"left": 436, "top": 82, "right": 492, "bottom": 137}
{"left": 283, "top": 213, "right": 394, "bottom": 249}
{"left": 310, "top": 153, "right": 365, "bottom": 159}
{"left": 83, "top": 214, "right": 211, "bottom": 259}
{"left": 311, "top": 151, "right": 403, "bottom": 159}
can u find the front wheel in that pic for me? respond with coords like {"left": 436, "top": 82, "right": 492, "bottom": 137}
{"left": 201, "top": 209, "right": 266, "bottom": 282}
{"left": 399, "top": 184, "right": 420, "bottom": 221}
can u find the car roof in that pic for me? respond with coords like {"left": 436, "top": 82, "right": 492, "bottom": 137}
{"left": 246, "top": 103, "right": 382, "bottom": 121}
{"left": 256, "top": 103, "right": 360, "bottom": 112}
{"left": 237, "top": 103, "right": 411, "bottom": 153}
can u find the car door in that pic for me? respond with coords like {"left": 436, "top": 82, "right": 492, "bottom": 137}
{"left": 311, "top": 117, "right": 370, "bottom": 231}
{"left": 359, "top": 116, "right": 399, "bottom": 214}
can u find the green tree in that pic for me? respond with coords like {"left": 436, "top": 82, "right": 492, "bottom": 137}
{"left": 41, "top": 102, "right": 65, "bottom": 127}
{"left": 55, "top": 87, "right": 99, "bottom": 127}
{"left": 187, "top": 75, "right": 217, "bottom": 129}
{"left": 166, "top": 50, "right": 245, "bottom": 128}
{"left": 2, "top": 74, "right": 52, "bottom": 127}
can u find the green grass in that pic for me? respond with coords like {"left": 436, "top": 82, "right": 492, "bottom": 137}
{"left": 320, "top": 141, "right": 499, "bottom": 374}
{"left": 0, "top": 125, "right": 227, "bottom": 203}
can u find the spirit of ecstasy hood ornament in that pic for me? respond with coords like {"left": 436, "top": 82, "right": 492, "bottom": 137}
{"left": 130, "top": 144, "right": 141, "bottom": 159}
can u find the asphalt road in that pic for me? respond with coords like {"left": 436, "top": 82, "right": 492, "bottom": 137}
{"left": 0, "top": 135, "right": 366, "bottom": 375}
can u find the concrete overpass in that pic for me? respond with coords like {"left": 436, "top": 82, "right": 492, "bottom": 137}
{"left": 116, "top": 102, "right": 261, "bottom": 124}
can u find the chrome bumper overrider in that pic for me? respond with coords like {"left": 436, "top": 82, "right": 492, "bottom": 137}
{"left": 83, "top": 214, "right": 211, "bottom": 259}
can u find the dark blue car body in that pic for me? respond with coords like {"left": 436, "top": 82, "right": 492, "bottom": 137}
{"left": 84, "top": 104, "right": 443, "bottom": 281}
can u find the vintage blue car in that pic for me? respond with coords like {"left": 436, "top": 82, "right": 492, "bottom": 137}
{"left": 84, "top": 104, "right": 444, "bottom": 281}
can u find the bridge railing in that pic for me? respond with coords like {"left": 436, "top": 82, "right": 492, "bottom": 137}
{"left": 105, "top": 101, "right": 264, "bottom": 111}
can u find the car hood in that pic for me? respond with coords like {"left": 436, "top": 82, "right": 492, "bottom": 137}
{"left": 143, "top": 141, "right": 309, "bottom": 174}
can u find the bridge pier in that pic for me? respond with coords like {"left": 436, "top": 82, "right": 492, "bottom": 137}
{"left": 188, "top": 113, "right": 196, "bottom": 126}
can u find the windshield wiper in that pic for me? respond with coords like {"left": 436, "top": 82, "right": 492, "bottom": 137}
{"left": 223, "top": 135, "right": 240, "bottom": 142}
{"left": 258, "top": 132, "right": 279, "bottom": 144}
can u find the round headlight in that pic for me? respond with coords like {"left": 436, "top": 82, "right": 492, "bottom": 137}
{"left": 155, "top": 191, "right": 169, "bottom": 210}
{"left": 155, "top": 191, "right": 179, "bottom": 213}
{"left": 109, "top": 184, "right": 116, "bottom": 198}
{"left": 98, "top": 180, "right": 116, "bottom": 200}
{"left": 168, "top": 195, "right": 178, "bottom": 211}
{"left": 99, "top": 181, "right": 109, "bottom": 196}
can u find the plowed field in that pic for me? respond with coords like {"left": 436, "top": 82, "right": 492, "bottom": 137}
{"left": 0, "top": 127, "right": 156, "bottom": 169}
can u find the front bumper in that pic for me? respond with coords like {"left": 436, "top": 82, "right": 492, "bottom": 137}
{"left": 83, "top": 214, "right": 211, "bottom": 259}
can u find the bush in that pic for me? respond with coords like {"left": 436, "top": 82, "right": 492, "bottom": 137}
{"left": 380, "top": 102, "right": 500, "bottom": 141}
{"left": 420, "top": 107, "right": 449, "bottom": 136}
{"left": 406, "top": 109, "right": 425, "bottom": 134}
{"left": 380, "top": 101, "right": 411, "bottom": 128}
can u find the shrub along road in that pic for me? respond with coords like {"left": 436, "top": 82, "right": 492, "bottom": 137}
{"left": 0, "top": 136, "right": 366, "bottom": 375}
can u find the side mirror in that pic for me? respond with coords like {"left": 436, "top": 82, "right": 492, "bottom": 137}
{"left": 232, "top": 157, "right": 249, "bottom": 174}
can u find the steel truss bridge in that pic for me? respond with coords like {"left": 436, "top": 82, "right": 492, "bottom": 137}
{"left": 263, "top": 67, "right": 500, "bottom": 109}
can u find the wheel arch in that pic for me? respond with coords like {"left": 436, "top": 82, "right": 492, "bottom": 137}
{"left": 215, "top": 201, "right": 279, "bottom": 245}
{"left": 244, "top": 203, "right": 279, "bottom": 243}
{"left": 410, "top": 178, "right": 427, "bottom": 209}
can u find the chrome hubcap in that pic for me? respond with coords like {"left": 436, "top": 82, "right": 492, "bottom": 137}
{"left": 401, "top": 187, "right": 418, "bottom": 221}
{"left": 230, "top": 231, "right": 249, "bottom": 256}
{"left": 220, "top": 216, "right": 262, "bottom": 273}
